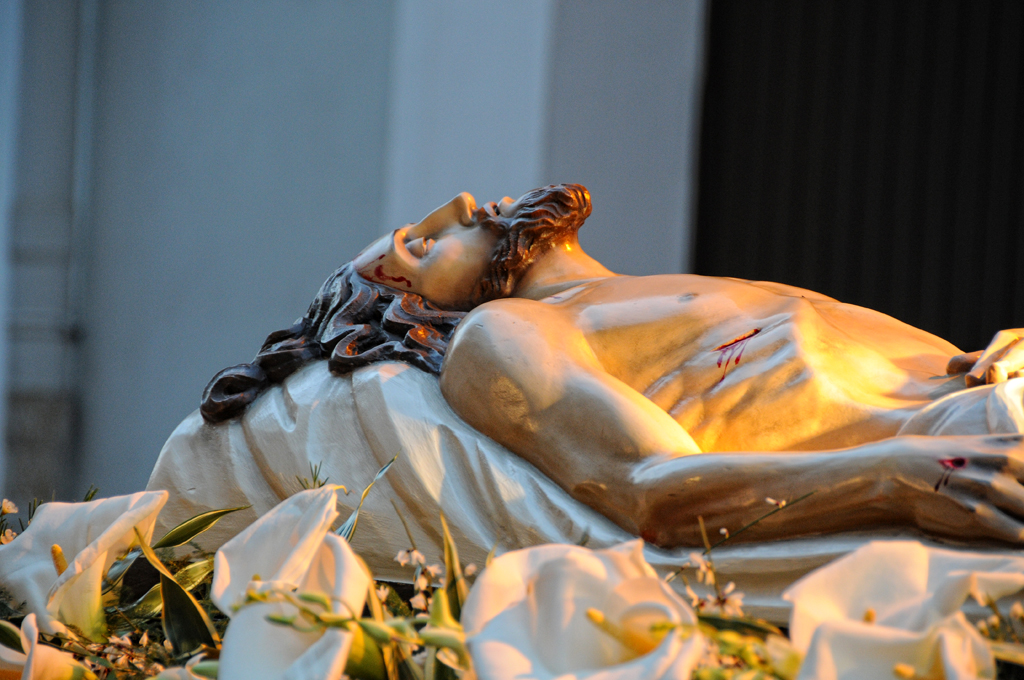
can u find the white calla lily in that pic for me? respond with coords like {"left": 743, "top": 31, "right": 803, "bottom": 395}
{"left": 211, "top": 486, "right": 370, "bottom": 680}
{"left": 784, "top": 540, "right": 1024, "bottom": 680}
{"left": 461, "top": 540, "right": 703, "bottom": 680}
{"left": 0, "top": 491, "right": 167, "bottom": 639}
{"left": 0, "top": 613, "right": 95, "bottom": 680}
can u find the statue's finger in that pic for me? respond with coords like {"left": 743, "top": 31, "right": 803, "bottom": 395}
{"left": 947, "top": 350, "right": 983, "bottom": 375}
{"left": 962, "top": 497, "right": 1024, "bottom": 542}
{"left": 998, "top": 338, "right": 1024, "bottom": 374}
{"left": 968, "top": 333, "right": 1022, "bottom": 384}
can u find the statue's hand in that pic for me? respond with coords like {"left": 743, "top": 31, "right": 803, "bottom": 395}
{"left": 900, "top": 434, "right": 1024, "bottom": 543}
{"left": 947, "top": 329, "right": 1024, "bottom": 385}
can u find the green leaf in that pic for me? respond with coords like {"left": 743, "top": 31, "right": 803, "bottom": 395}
{"left": 338, "top": 456, "right": 398, "bottom": 542}
{"left": 175, "top": 556, "right": 216, "bottom": 591}
{"left": 160, "top": 572, "right": 218, "bottom": 655}
{"left": 120, "top": 582, "right": 163, "bottom": 620}
{"left": 697, "top": 613, "right": 783, "bottom": 639}
{"left": 191, "top": 661, "right": 220, "bottom": 679}
{"left": 102, "top": 548, "right": 142, "bottom": 593}
{"left": 0, "top": 619, "right": 23, "bottom": 654}
{"left": 343, "top": 622, "right": 387, "bottom": 680}
{"left": 152, "top": 506, "right": 249, "bottom": 549}
{"left": 439, "top": 513, "right": 468, "bottom": 621}
{"left": 297, "top": 591, "right": 332, "bottom": 610}
{"left": 992, "top": 641, "right": 1024, "bottom": 666}
{"left": 134, "top": 527, "right": 220, "bottom": 655}
{"left": 119, "top": 556, "right": 214, "bottom": 620}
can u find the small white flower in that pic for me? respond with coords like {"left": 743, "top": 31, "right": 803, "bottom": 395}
{"left": 687, "top": 552, "right": 715, "bottom": 585}
{"left": 684, "top": 584, "right": 704, "bottom": 610}
{"left": 1011, "top": 602, "right": 1024, "bottom": 620}
{"left": 394, "top": 548, "right": 426, "bottom": 567}
{"left": 719, "top": 527, "right": 729, "bottom": 537}
{"left": 425, "top": 563, "right": 444, "bottom": 579}
{"left": 715, "top": 582, "right": 744, "bottom": 617}
{"left": 139, "top": 631, "right": 149, "bottom": 647}
{"left": 1, "top": 499, "right": 17, "bottom": 515}
{"left": 415, "top": 572, "right": 431, "bottom": 591}
{"left": 376, "top": 585, "right": 389, "bottom": 603}
{"left": 765, "top": 497, "right": 787, "bottom": 508}
{"left": 0, "top": 528, "right": 15, "bottom": 545}
{"left": 410, "top": 592, "right": 429, "bottom": 611}
{"left": 464, "top": 563, "right": 478, "bottom": 577}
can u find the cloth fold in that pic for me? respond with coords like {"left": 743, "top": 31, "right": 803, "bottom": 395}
{"left": 147, "top": 362, "right": 1024, "bottom": 623}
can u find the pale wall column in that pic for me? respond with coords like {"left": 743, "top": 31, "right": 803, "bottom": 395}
{"left": 0, "top": 0, "right": 24, "bottom": 495}
{"left": 382, "top": 0, "right": 554, "bottom": 230}
{"left": 3, "top": 0, "right": 83, "bottom": 507}
{"left": 542, "top": 0, "right": 708, "bottom": 276}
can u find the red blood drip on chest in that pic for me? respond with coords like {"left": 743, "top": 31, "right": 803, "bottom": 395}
{"left": 714, "top": 329, "right": 761, "bottom": 381}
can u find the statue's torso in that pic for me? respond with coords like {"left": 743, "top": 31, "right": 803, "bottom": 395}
{"left": 540, "top": 274, "right": 964, "bottom": 452}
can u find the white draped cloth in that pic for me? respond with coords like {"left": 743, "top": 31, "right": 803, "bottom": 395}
{"left": 146, "top": 362, "right": 1024, "bottom": 623}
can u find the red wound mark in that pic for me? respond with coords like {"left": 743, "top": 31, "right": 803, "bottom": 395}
{"left": 935, "top": 457, "right": 967, "bottom": 491}
{"left": 373, "top": 264, "right": 412, "bottom": 288}
{"left": 714, "top": 329, "right": 761, "bottom": 383}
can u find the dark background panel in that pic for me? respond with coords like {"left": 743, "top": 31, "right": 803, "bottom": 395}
{"left": 694, "top": 0, "right": 1024, "bottom": 352}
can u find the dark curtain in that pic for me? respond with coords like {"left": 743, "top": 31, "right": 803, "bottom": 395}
{"left": 694, "top": 0, "right": 1024, "bottom": 352}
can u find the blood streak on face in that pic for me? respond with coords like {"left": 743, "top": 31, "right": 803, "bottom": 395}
{"left": 934, "top": 457, "right": 967, "bottom": 491}
{"left": 372, "top": 264, "right": 412, "bottom": 288}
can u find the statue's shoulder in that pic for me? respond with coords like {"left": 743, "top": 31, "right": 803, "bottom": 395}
{"left": 460, "top": 296, "right": 560, "bottom": 329}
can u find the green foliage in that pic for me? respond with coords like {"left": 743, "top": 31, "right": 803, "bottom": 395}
{"left": 0, "top": 619, "right": 24, "bottom": 654}
{"left": 438, "top": 513, "right": 468, "bottom": 623}
{"left": 152, "top": 506, "right": 248, "bottom": 549}
{"left": 338, "top": 455, "right": 398, "bottom": 542}
{"left": 135, "top": 528, "right": 219, "bottom": 656}
{"left": 297, "top": 461, "right": 330, "bottom": 490}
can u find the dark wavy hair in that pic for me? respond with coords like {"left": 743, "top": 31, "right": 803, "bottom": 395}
{"left": 200, "top": 183, "right": 592, "bottom": 423}
{"left": 473, "top": 183, "right": 591, "bottom": 301}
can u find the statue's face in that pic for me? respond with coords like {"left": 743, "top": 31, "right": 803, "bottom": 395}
{"left": 353, "top": 192, "right": 504, "bottom": 310}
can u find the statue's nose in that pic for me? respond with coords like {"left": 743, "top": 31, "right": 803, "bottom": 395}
{"left": 406, "top": 192, "right": 477, "bottom": 239}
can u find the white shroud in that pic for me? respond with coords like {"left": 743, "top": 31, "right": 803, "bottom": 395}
{"left": 147, "top": 361, "right": 1024, "bottom": 623}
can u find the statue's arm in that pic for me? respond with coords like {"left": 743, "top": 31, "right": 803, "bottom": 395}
{"left": 441, "top": 300, "right": 1024, "bottom": 547}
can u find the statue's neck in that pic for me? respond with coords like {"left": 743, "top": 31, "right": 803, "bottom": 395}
{"left": 512, "top": 241, "right": 617, "bottom": 301}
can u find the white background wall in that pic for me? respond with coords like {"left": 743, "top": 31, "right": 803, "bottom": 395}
{"left": 1, "top": 0, "right": 707, "bottom": 500}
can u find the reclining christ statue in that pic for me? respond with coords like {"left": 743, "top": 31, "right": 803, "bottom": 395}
{"left": 149, "top": 183, "right": 1024, "bottom": 600}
